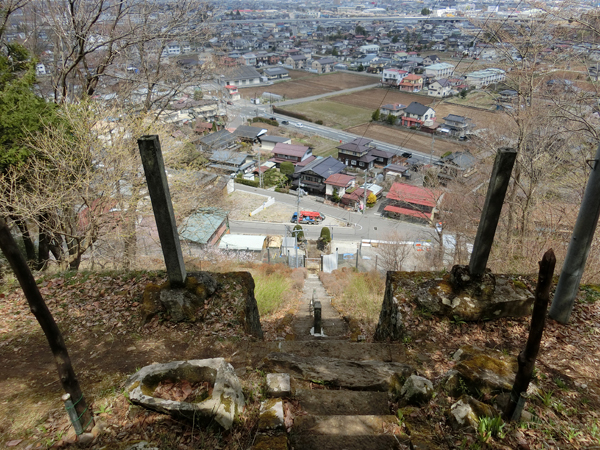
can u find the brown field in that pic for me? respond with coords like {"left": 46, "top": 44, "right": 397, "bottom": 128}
{"left": 344, "top": 123, "right": 467, "bottom": 157}
{"left": 332, "top": 88, "right": 499, "bottom": 129}
{"left": 238, "top": 72, "right": 377, "bottom": 99}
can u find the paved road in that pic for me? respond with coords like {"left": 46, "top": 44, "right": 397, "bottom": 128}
{"left": 230, "top": 184, "right": 436, "bottom": 242}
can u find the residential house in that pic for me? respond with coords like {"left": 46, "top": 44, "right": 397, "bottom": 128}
{"left": 359, "top": 44, "right": 380, "bottom": 53}
{"left": 436, "top": 151, "right": 477, "bottom": 184}
{"left": 198, "top": 129, "right": 237, "bottom": 153}
{"left": 324, "top": 173, "right": 356, "bottom": 200}
{"left": 209, "top": 150, "right": 256, "bottom": 176}
{"left": 370, "top": 148, "right": 396, "bottom": 167}
{"left": 179, "top": 207, "right": 229, "bottom": 248}
{"left": 295, "top": 156, "right": 346, "bottom": 195}
{"left": 285, "top": 54, "right": 308, "bottom": 69}
{"left": 240, "top": 52, "right": 257, "bottom": 66}
{"left": 260, "top": 135, "right": 292, "bottom": 152}
{"left": 381, "top": 68, "right": 408, "bottom": 86}
{"left": 398, "top": 74, "right": 423, "bottom": 92}
{"left": 379, "top": 103, "right": 407, "bottom": 118}
{"left": 218, "top": 234, "right": 266, "bottom": 254}
{"left": 439, "top": 114, "right": 473, "bottom": 138}
{"left": 424, "top": 62, "right": 455, "bottom": 79}
{"left": 428, "top": 79, "right": 453, "bottom": 97}
{"left": 383, "top": 182, "right": 442, "bottom": 223}
{"left": 383, "top": 163, "right": 411, "bottom": 180}
{"left": 312, "top": 57, "right": 336, "bottom": 73}
{"left": 263, "top": 67, "right": 289, "bottom": 80}
{"left": 219, "top": 66, "right": 262, "bottom": 87}
{"left": 423, "top": 55, "right": 441, "bottom": 66}
{"left": 337, "top": 138, "right": 377, "bottom": 170}
{"left": 36, "top": 63, "right": 47, "bottom": 75}
{"left": 400, "top": 102, "right": 435, "bottom": 127}
{"left": 269, "top": 143, "right": 314, "bottom": 167}
{"left": 465, "top": 68, "right": 506, "bottom": 88}
{"left": 341, "top": 187, "right": 373, "bottom": 209}
{"left": 233, "top": 125, "right": 267, "bottom": 144}
{"left": 225, "top": 85, "right": 240, "bottom": 100}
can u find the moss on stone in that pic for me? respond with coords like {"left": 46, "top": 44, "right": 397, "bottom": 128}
{"left": 512, "top": 280, "right": 528, "bottom": 290}
{"left": 252, "top": 434, "right": 288, "bottom": 450}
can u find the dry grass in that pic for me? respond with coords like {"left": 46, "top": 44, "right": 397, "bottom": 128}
{"left": 283, "top": 99, "right": 372, "bottom": 129}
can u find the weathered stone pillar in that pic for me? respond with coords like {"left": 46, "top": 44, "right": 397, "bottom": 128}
{"left": 138, "top": 135, "right": 186, "bottom": 287}
{"left": 469, "top": 148, "right": 517, "bottom": 277}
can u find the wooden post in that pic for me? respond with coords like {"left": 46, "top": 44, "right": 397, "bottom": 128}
{"left": 0, "top": 218, "right": 94, "bottom": 432}
{"left": 469, "top": 148, "right": 517, "bottom": 277}
{"left": 314, "top": 301, "right": 322, "bottom": 335}
{"left": 138, "top": 135, "right": 186, "bottom": 287}
{"left": 503, "top": 249, "right": 556, "bottom": 421}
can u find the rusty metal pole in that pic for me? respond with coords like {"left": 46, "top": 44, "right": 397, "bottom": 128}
{"left": 469, "top": 148, "right": 517, "bottom": 277}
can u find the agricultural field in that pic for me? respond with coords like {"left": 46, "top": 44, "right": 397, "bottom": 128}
{"left": 344, "top": 123, "right": 468, "bottom": 157}
{"left": 292, "top": 134, "right": 340, "bottom": 158}
{"left": 282, "top": 99, "right": 372, "bottom": 129}
{"left": 238, "top": 71, "right": 377, "bottom": 99}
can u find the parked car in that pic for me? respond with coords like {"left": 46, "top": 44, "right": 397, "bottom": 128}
{"left": 281, "top": 120, "right": 289, "bottom": 125}
{"left": 295, "top": 122, "right": 303, "bottom": 128}
{"left": 402, "top": 152, "right": 412, "bottom": 158}
{"left": 291, "top": 211, "right": 325, "bottom": 224}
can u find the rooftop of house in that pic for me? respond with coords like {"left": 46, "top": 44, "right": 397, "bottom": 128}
{"left": 179, "top": 207, "right": 228, "bottom": 245}
{"left": 325, "top": 173, "right": 356, "bottom": 187}
{"left": 298, "top": 156, "right": 345, "bottom": 178}
{"left": 386, "top": 182, "right": 441, "bottom": 208}
{"left": 272, "top": 143, "right": 311, "bottom": 157}
{"left": 405, "top": 102, "right": 432, "bottom": 116}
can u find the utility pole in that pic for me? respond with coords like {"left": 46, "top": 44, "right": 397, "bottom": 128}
{"left": 430, "top": 134, "right": 435, "bottom": 165}
{"left": 257, "top": 147, "right": 262, "bottom": 189}
{"left": 363, "top": 168, "right": 368, "bottom": 214}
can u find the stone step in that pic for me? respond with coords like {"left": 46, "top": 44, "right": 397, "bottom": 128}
{"left": 290, "top": 415, "right": 403, "bottom": 450}
{"left": 295, "top": 389, "right": 391, "bottom": 415}
{"left": 263, "top": 352, "right": 412, "bottom": 391}
{"left": 289, "top": 433, "right": 402, "bottom": 450}
{"left": 249, "top": 341, "right": 408, "bottom": 362}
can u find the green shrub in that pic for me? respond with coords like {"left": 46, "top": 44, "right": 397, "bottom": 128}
{"left": 252, "top": 117, "right": 279, "bottom": 126}
{"left": 293, "top": 225, "right": 304, "bottom": 241}
{"left": 320, "top": 227, "right": 331, "bottom": 243}
{"left": 272, "top": 107, "right": 311, "bottom": 122}
{"left": 275, "top": 187, "right": 289, "bottom": 194}
{"left": 254, "top": 272, "right": 291, "bottom": 315}
{"left": 315, "top": 119, "right": 323, "bottom": 125}
{"left": 235, "top": 178, "right": 259, "bottom": 187}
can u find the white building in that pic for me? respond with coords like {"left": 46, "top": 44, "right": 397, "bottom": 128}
{"left": 359, "top": 44, "right": 380, "bottom": 54}
{"left": 465, "top": 68, "right": 506, "bottom": 88}
{"left": 381, "top": 68, "right": 408, "bottom": 86}
{"left": 424, "top": 63, "right": 455, "bottom": 78}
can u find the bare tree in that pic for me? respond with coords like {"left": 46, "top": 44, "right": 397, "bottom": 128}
{"left": 377, "top": 230, "right": 413, "bottom": 272}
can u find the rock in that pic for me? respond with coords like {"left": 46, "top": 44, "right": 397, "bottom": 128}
{"left": 374, "top": 272, "right": 405, "bottom": 341}
{"left": 400, "top": 375, "right": 434, "bottom": 405}
{"left": 442, "top": 370, "right": 462, "bottom": 397}
{"left": 236, "top": 272, "right": 264, "bottom": 339}
{"left": 91, "top": 420, "right": 107, "bottom": 437}
{"left": 124, "top": 358, "right": 244, "bottom": 430}
{"left": 400, "top": 406, "right": 439, "bottom": 448}
{"left": 258, "top": 399, "right": 285, "bottom": 431}
{"left": 77, "top": 433, "right": 94, "bottom": 447}
{"left": 263, "top": 352, "right": 412, "bottom": 391}
{"left": 266, "top": 373, "right": 291, "bottom": 398}
{"left": 124, "top": 442, "right": 159, "bottom": 450}
{"left": 251, "top": 434, "right": 288, "bottom": 450}
{"left": 453, "top": 345, "right": 517, "bottom": 394}
{"left": 447, "top": 395, "right": 498, "bottom": 430}
{"left": 415, "top": 265, "right": 534, "bottom": 321}
{"left": 141, "top": 272, "right": 217, "bottom": 323}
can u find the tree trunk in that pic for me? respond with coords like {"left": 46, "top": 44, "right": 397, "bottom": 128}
{"left": 11, "top": 217, "right": 37, "bottom": 267}
{"left": 503, "top": 248, "right": 556, "bottom": 421}
{"left": 0, "top": 217, "right": 94, "bottom": 431}
{"left": 38, "top": 218, "right": 50, "bottom": 271}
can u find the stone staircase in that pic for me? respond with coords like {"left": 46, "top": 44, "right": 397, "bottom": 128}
{"left": 252, "top": 275, "right": 412, "bottom": 450}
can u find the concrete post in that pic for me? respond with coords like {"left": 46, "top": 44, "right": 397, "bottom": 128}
{"left": 313, "top": 301, "right": 322, "bottom": 335}
{"left": 550, "top": 143, "right": 600, "bottom": 323}
{"left": 469, "top": 148, "right": 517, "bottom": 277}
{"left": 138, "top": 135, "right": 186, "bottom": 287}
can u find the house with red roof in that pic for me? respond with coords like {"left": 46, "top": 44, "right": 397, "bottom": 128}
{"left": 383, "top": 182, "right": 443, "bottom": 223}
